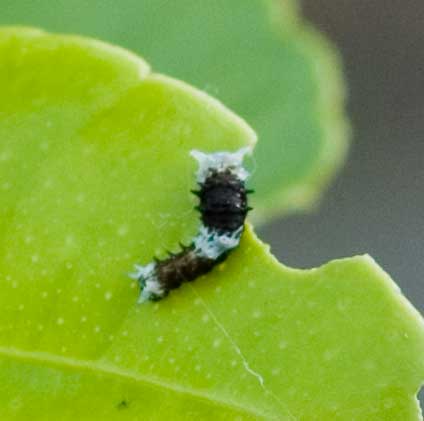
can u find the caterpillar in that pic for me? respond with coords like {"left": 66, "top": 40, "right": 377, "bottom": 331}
{"left": 130, "top": 147, "right": 252, "bottom": 302}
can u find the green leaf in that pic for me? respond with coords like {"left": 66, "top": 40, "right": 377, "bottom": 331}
{"left": 0, "top": 28, "right": 423, "bottom": 420}
{"left": 0, "top": 0, "right": 350, "bottom": 223}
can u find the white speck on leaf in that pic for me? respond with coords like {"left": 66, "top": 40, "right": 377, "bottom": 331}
{"left": 202, "top": 314, "right": 210, "bottom": 323}
{"left": 117, "top": 225, "right": 129, "bottom": 237}
{"left": 213, "top": 338, "right": 222, "bottom": 348}
{"left": 252, "top": 310, "right": 262, "bottom": 319}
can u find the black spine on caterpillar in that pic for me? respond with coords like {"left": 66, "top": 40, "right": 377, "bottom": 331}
{"left": 130, "top": 147, "right": 252, "bottom": 302}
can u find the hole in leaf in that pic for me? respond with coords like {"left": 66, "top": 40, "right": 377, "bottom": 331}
{"left": 419, "top": 385, "right": 424, "bottom": 414}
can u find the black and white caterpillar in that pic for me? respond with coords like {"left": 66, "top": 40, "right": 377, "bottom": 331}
{"left": 130, "top": 147, "right": 252, "bottom": 302}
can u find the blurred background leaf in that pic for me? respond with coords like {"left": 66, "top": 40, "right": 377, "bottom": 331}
{"left": 0, "top": 0, "right": 349, "bottom": 223}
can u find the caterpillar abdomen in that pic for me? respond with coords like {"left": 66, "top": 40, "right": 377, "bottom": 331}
{"left": 157, "top": 245, "right": 215, "bottom": 290}
{"left": 130, "top": 147, "right": 252, "bottom": 302}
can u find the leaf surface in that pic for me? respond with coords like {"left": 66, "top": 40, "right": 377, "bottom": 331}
{"left": 0, "top": 28, "right": 423, "bottom": 420}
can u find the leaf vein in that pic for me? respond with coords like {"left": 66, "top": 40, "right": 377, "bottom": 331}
{"left": 0, "top": 345, "right": 267, "bottom": 419}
